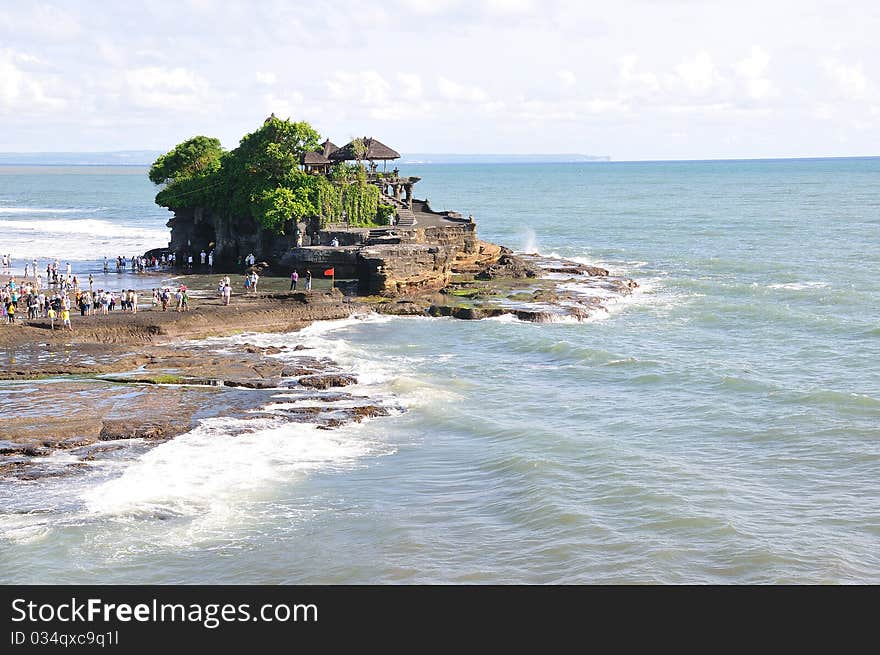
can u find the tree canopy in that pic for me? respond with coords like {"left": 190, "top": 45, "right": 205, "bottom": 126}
{"left": 148, "top": 136, "right": 223, "bottom": 185}
{"left": 149, "top": 117, "right": 386, "bottom": 233}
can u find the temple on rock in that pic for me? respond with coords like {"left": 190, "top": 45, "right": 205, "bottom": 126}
{"left": 162, "top": 128, "right": 489, "bottom": 297}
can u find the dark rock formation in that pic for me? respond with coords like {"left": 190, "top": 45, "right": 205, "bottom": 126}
{"left": 298, "top": 374, "right": 358, "bottom": 389}
{"left": 475, "top": 252, "right": 540, "bottom": 280}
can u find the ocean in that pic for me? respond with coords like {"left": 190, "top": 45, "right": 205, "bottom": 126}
{"left": 0, "top": 158, "right": 878, "bottom": 583}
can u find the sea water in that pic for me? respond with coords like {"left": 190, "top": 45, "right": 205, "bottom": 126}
{"left": 0, "top": 158, "right": 878, "bottom": 583}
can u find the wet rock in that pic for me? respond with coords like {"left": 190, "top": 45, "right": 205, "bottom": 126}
{"left": 567, "top": 307, "right": 592, "bottom": 322}
{"left": 427, "top": 305, "right": 506, "bottom": 320}
{"left": 543, "top": 264, "right": 609, "bottom": 277}
{"left": 298, "top": 374, "right": 357, "bottom": 390}
{"left": 512, "top": 310, "right": 557, "bottom": 323}
{"left": 273, "top": 406, "right": 323, "bottom": 419}
{"left": 281, "top": 366, "right": 321, "bottom": 377}
{"left": 0, "top": 444, "right": 49, "bottom": 457}
{"left": 347, "top": 405, "right": 391, "bottom": 422}
{"left": 316, "top": 418, "right": 346, "bottom": 430}
{"left": 57, "top": 437, "right": 95, "bottom": 450}
{"left": 475, "top": 253, "right": 540, "bottom": 280}
{"left": 80, "top": 444, "right": 126, "bottom": 461}
{"left": 243, "top": 345, "right": 282, "bottom": 355}
{"left": 312, "top": 393, "right": 354, "bottom": 403}
{"left": 531, "top": 289, "right": 560, "bottom": 303}
{"left": 223, "top": 378, "right": 280, "bottom": 389}
{"left": 99, "top": 420, "right": 177, "bottom": 441}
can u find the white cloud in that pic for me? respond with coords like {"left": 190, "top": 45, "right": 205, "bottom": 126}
{"left": 557, "top": 70, "right": 576, "bottom": 89}
{"left": 327, "top": 70, "right": 392, "bottom": 107}
{"left": 395, "top": 0, "right": 461, "bottom": 15}
{"left": 397, "top": 73, "right": 423, "bottom": 100}
{"left": 125, "top": 67, "right": 212, "bottom": 110}
{"left": 0, "top": 49, "right": 66, "bottom": 113}
{"left": 675, "top": 51, "right": 721, "bottom": 95}
{"left": 264, "top": 91, "right": 304, "bottom": 120}
{"left": 256, "top": 71, "right": 277, "bottom": 86}
{"left": 21, "top": 4, "right": 81, "bottom": 40}
{"left": 618, "top": 55, "right": 660, "bottom": 98}
{"left": 436, "top": 76, "right": 489, "bottom": 103}
{"left": 483, "top": 0, "right": 534, "bottom": 14}
{"left": 735, "top": 46, "right": 776, "bottom": 100}
{"left": 822, "top": 59, "right": 870, "bottom": 100}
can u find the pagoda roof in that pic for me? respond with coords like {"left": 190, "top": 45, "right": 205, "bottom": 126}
{"left": 329, "top": 137, "right": 400, "bottom": 162}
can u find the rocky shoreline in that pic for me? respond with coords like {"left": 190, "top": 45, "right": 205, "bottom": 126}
{"left": 0, "top": 248, "right": 638, "bottom": 479}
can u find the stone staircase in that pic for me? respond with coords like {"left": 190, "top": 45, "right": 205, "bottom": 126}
{"left": 395, "top": 208, "right": 417, "bottom": 227}
{"left": 379, "top": 190, "right": 416, "bottom": 228}
{"left": 365, "top": 228, "right": 401, "bottom": 245}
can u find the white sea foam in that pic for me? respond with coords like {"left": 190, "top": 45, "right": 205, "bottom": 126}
{"left": 76, "top": 314, "right": 424, "bottom": 545}
{"left": 0, "top": 218, "right": 165, "bottom": 238}
{"left": 485, "top": 313, "right": 521, "bottom": 323}
{"left": 81, "top": 416, "right": 394, "bottom": 546}
{"left": 0, "top": 218, "right": 168, "bottom": 261}
{"left": 767, "top": 281, "right": 829, "bottom": 291}
{"left": 0, "top": 207, "right": 106, "bottom": 214}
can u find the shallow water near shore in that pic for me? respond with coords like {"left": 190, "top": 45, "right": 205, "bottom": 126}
{"left": 1, "top": 158, "right": 879, "bottom": 583}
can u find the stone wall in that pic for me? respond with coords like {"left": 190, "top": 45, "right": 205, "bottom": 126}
{"left": 165, "top": 204, "right": 480, "bottom": 294}
{"left": 357, "top": 244, "right": 456, "bottom": 296}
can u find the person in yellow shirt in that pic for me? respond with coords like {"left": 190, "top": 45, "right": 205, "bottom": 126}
{"left": 61, "top": 308, "right": 72, "bottom": 331}
{"left": 47, "top": 307, "right": 57, "bottom": 330}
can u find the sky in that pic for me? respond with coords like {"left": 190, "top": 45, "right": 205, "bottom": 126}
{"left": 0, "top": 0, "right": 878, "bottom": 160}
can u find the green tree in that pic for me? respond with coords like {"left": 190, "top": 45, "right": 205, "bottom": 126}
{"left": 351, "top": 137, "right": 368, "bottom": 164}
{"left": 257, "top": 184, "right": 316, "bottom": 233}
{"left": 148, "top": 136, "right": 223, "bottom": 185}
{"left": 234, "top": 117, "right": 321, "bottom": 184}
{"left": 150, "top": 118, "right": 389, "bottom": 233}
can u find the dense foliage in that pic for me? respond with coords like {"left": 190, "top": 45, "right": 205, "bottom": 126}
{"left": 148, "top": 136, "right": 223, "bottom": 185}
{"left": 150, "top": 117, "right": 390, "bottom": 233}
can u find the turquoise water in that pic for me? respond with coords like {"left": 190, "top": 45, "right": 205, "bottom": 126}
{"left": 1, "top": 159, "right": 878, "bottom": 583}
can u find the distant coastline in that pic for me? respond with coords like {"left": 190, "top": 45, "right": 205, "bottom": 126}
{"left": 400, "top": 153, "right": 611, "bottom": 164}
{"left": 3, "top": 152, "right": 878, "bottom": 168}
{"left": 0, "top": 151, "right": 611, "bottom": 167}
{"left": 0, "top": 151, "right": 163, "bottom": 166}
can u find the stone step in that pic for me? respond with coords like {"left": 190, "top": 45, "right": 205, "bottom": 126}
{"left": 396, "top": 209, "right": 417, "bottom": 227}
{"left": 380, "top": 192, "right": 407, "bottom": 209}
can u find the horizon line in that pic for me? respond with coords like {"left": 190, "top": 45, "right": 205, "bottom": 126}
{"left": 0, "top": 151, "right": 878, "bottom": 164}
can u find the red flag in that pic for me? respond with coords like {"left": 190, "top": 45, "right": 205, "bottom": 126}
{"left": 323, "top": 268, "right": 335, "bottom": 277}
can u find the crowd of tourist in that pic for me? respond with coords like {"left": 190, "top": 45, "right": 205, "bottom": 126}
{"left": 1, "top": 251, "right": 318, "bottom": 328}
{"left": 1, "top": 275, "right": 146, "bottom": 330}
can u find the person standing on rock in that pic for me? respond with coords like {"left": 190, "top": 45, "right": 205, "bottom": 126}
{"left": 290, "top": 269, "right": 298, "bottom": 291}
{"left": 200, "top": 250, "right": 206, "bottom": 267}
{"left": 208, "top": 250, "right": 214, "bottom": 269}
{"left": 305, "top": 269, "right": 312, "bottom": 292}
{"left": 61, "top": 307, "right": 72, "bottom": 331}
{"left": 222, "top": 282, "right": 231, "bottom": 306}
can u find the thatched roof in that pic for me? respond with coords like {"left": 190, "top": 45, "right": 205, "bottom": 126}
{"left": 320, "top": 139, "right": 339, "bottom": 158}
{"left": 302, "top": 151, "right": 331, "bottom": 165}
{"left": 329, "top": 137, "right": 400, "bottom": 162}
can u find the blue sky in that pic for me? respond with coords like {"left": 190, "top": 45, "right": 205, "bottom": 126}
{"left": 1, "top": 0, "right": 877, "bottom": 159}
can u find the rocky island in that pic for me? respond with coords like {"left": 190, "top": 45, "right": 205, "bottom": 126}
{"left": 0, "top": 116, "right": 638, "bottom": 480}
